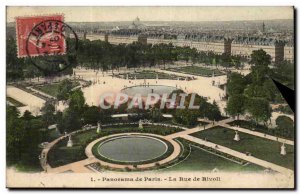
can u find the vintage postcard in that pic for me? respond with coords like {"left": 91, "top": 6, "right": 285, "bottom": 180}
{"left": 6, "top": 6, "right": 295, "bottom": 188}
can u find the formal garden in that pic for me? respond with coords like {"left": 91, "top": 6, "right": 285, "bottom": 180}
{"left": 228, "top": 118, "right": 294, "bottom": 140}
{"left": 166, "top": 66, "right": 225, "bottom": 77}
{"left": 115, "top": 70, "right": 190, "bottom": 80}
{"left": 46, "top": 124, "right": 271, "bottom": 172}
{"left": 164, "top": 138, "right": 265, "bottom": 172}
{"left": 47, "top": 124, "right": 183, "bottom": 168}
{"left": 191, "top": 126, "right": 294, "bottom": 170}
{"left": 33, "top": 80, "right": 80, "bottom": 97}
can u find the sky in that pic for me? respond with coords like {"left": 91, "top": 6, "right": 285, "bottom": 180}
{"left": 7, "top": 6, "right": 294, "bottom": 23}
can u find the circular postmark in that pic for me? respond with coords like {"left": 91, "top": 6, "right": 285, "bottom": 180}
{"left": 25, "top": 20, "right": 78, "bottom": 76}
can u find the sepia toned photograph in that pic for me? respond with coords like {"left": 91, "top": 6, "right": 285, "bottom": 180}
{"left": 6, "top": 6, "right": 295, "bottom": 188}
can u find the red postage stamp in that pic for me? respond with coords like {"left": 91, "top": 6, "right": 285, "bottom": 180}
{"left": 16, "top": 15, "right": 66, "bottom": 58}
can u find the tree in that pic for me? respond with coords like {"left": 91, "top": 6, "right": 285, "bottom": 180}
{"left": 220, "top": 53, "right": 234, "bottom": 68}
{"left": 21, "top": 118, "right": 42, "bottom": 167}
{"left": 227, "top": 73, "right": 247, "bottom": 96}
{"left": 55, "top": 111, "right": 64, "bottom": 134}
{"left": 272, "top": 60, "right": 294, "bottom": 89}
{"left": 244, "top": 84, "right": 267, "bottom": 98}
{"left": 249, "top": 49, "right": 271, "bottom": 84}
{"left": 205, "top": 101, "right": 222, "bottom": 121}
{"left": 232, "top": 56, "right": 242, "bottom": 69}
{"left": 6, "top": 37, "right": 25, "bottom": 81}
{"left": 250, "top": 49, "right": 272, "bottom": 67}
{"left": 7, "top": 106, "right": 24, "bottom": 164}
{"left": 69, "top": 89, "right": 86, "bottom": 115}
{"left": 173, "top": 109, "right": 197, "bottom": 126}
{"left": 276, "top": 115, "right": 294, "bottom": 138}
{"left": 197, "top": 98, "right": 222, "bottom": 121}
{"left": 22, "top": 110, "right": 33, "bottom": 121}
{"left": 59, "top": 90, "right": 86, "bottom": 132}
{"left": 181, "top": 47, "right": 191, "bottom": 65}
{"left": 41, "top": 101, "right": 56, "bottom": 127}
{"left": 246, "top": 97, "right": 271, "bottom": 125}
{"left": 56, "top": 79, "right": 74, "bottom": 101}
{"left": 62, "top": 108, "right": 82, "bottom": 132}
{"left": 262, "top": 79, "right": 278, "bottom": 102}
{"left": 226, "top": 94, "right": 245, "bottom": 120}
{"left": 82, "top": 106, "right": 101, "bottom": 125}
{"left": 7, "top": 106, "right": 42, "bottom": 169}
{"left": 149, "top": 107, "right": 162, "bottom": 122}
{"left": 190, "top": 48, "right": 198, "bottom": 65}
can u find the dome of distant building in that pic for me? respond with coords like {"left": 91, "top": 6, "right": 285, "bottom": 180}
{"left": 129, "top": 17, "right": 147, "bottom": 29}
{"left": 112, "top": 26, "right": 120, "bottom": 31}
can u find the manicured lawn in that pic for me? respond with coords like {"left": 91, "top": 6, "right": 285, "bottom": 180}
{"left": 228, "top": 120, "right": 269, "bottom": 131}
{"left": 167, "top": 145, "right": 264, "bottom": 172}
{"left": 7, "top": 97, "right": 25, "bottom": 107}
{"left": 228, "top": 120, "right": 294, "bottom": 140}
{"left": 35, "top": 83, "right": 60, "bottom": 96}
{"left": 167, "top": 66, "right": 225, "bottom": 77}
{"left": 191, "top": 127, "right": 294, "bottom": 170}
{"left": 117, "top": 70, "right": 186, "bottom": 80}
{"left": 34, "top": 81, "right": 80, "bottom": 97}
{"left": 47, "top": 140, "right": 87, "bottom": 168}
{"left": 160, "top": 119, "right": 209, "bottom": 128}
{"left": 47, "top": 125, "right": 183, "bottom": 167}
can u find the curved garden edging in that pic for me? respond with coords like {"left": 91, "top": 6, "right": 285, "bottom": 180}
{"left": 93, "top": 134, "right": 169, "bottom": 164}
{"left": 85, "top": 133, "right": 182, "bottom": 170}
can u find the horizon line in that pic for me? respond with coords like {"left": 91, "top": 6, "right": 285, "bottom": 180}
{"left": 7, "top": 18, "right": 293, "bottom": 24}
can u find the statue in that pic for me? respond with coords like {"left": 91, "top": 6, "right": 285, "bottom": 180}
{"left": 234, "top": 131, "right": 240, "bottom": 141}
{"left": 224, "top": 84, "right": 227, "bottom": 96}
{"left": 55, "top": 125, "right": 60, "bottom": 134}
{"left": 139, "top": 119, "right": 143, "bottom": 129}
{"left": 212, "top": 167, "right": 219, "bottom": 173}
{"left": 97, "top": 122, "right": 101, "bottom": 133}
{"left": 280, "top": 143, "right": 286, "bottom": 156}
{"left": 67, "top": 135, "right": 73, "bottom": 147}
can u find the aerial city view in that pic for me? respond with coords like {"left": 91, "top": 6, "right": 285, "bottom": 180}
{"left": 6, "top": 7, "right": 294, "bottom": 188}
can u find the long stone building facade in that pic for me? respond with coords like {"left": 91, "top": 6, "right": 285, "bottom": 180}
{"left": 82, "top": 32, "right": 294, "bottom": 64}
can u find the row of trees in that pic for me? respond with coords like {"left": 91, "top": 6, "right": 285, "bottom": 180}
{"left": 76, "top": 39, "right": 243, "bottom": 71}
{"left": 7, "top": 36, "right": 242, "bottom": 81}
{"left": 7, "top": 37, "right": 75, "bottom": 81}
